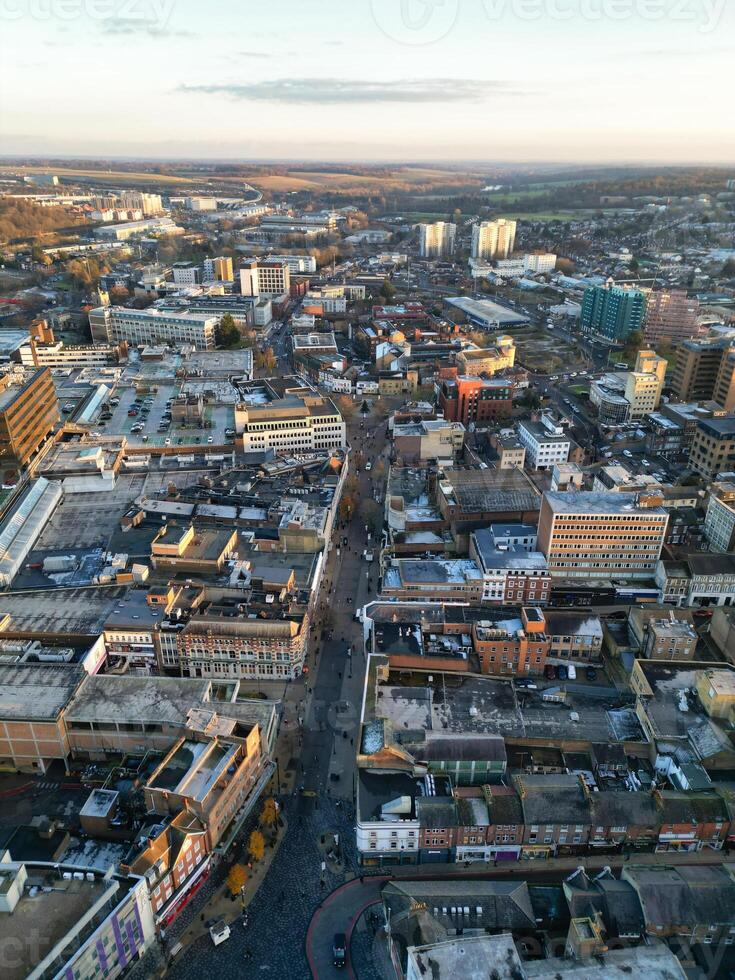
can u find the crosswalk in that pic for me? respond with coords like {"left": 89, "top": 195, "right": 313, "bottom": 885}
{"left": 35, "top": 780, "right": 59, "bottom": 791}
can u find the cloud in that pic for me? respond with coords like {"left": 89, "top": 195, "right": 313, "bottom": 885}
{"left": 237, "top": 51, "right": 270, "bottom": 59}
{"left": 180, "top": 78, "right": 512, "bottom": 105}
{"left": 100, "top": 18, "right": 192, "bottom": 38}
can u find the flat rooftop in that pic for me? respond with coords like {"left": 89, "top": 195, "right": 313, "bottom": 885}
{"left": 64, "top": 674, "right": 276, "bottom": 734}
{"left": 150, "top": 738, "right": 238, "bottom": 800}
{"left": 0, "top": 586, "right": 130, "bottom": 636}
{"left": 0, "top": 865, "right": 126, "bottom": 980}
{"left": 374, "top": 671, "right": 641, "bottom": 744}
{"left": 543, "top": 491, "right": 668, "bottom": 517}
{"left": 439, "top": 467, "right": 540, "bottom": 515}
{"left": 0, "top": 664, "right": 85, "bottom": 721}
{"left": 445, "top": 296, "right": 529, "bottom": 325}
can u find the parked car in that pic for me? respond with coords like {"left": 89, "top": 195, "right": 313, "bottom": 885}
{"left": 567, "top": 664, "right": 577, "bottom": 680}
{"left": 558, "top": 665, "right": 568, "bottom": 680}
{"left": 586, "top": 666, "right": 598, "bottom": 681}
{"left": 544, "top": 664, "right": 557, "bottom": 680}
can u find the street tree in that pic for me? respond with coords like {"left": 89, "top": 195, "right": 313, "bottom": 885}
{"left": 248, "top": 829, "right": 265, "bottom": 863}
{"left": 226, "top": 863, "right": 248, "bottom": 897}
{"left": 360, "top": 498, "right": 382, "bottom": 535}
{"left": 260, "top": 797, "right": 278, "bottom": 829}
{"left": 338, "top": 494, "right": 355, "bottom": 523}
{"left": 256, "top": 346, "right": 277, "bottom": 373}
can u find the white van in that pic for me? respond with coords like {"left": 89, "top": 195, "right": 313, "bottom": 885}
{"left": 567, "top": 665, "right": 577, "bottom": 680}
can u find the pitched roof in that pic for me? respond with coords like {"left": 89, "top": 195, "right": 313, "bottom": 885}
{"left": 623, "top": 864, "right": 735, "bottom": 930}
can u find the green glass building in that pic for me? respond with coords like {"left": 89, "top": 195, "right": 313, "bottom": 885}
{"left": 581, "top": 284, "right": 647, "bottom": 342}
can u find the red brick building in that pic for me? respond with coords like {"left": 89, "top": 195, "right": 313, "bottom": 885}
{"left": 472, "top": 607, "right": 550, "bottom": 676}
{"left": 439, "top": 376, "right": 514, "bottom": 425}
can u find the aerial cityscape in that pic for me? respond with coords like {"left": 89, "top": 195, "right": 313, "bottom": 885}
{"left": 0, "top": 2, "right": 734, "bottom": 979}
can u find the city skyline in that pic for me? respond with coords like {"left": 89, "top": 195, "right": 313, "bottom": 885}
{"left": 0, "top": 0, "right": 733, "bottom": 163}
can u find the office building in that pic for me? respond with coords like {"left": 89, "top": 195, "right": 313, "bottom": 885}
{"left": 239, "top": 260, "right": 291, "bottom": 298}
{"left": 714, "top": 348, "right": 735, "bottom": 412}
{"left": 202, "top": 255, "right": 234, "bottom": 282}
{"left": 581, "top": 284, "right": 647, "bottom": 342}
{"left": 671, "top": 337, "right": 734, "bottom": 402}
{"left": 523, "top": 252, "right": 557, "bottom": 273}
{"left": 185, "top": 196, "right": 217, "bottom": 211}
{"left": 537, "top": 491, "right": 669, "bottom": 580}
{"left": 172, "top": 262, "right": 201, "bottom": 286}
{"left": 19, "top": 338, "right": 126, "bottom": 370}
{"left": 392, "top": 419, "right": 466, "bottom": 464}
{"left": 644, "top": 289, "right": 700, "bottom": 345}
{"left": 237, "top": 391, "right": 346, "bottom": 455}
{"left": 257, "top": 253, "right": 316, "bottom": 273}
{"left": 689, "top": 417, "right": 735, "bottom": 480}
{"left": 0, "top": 368, "right": 59, "bottom": 476}
{"left": 419, "top": 221, "right": 456, "bottom": 258}
{"left": 89, "top": 306, "right": 217, "bottom": 350}
{"left": 455, "top": 335, "right": 516, "bottom": 375}
{"left": 439, "top": 376, "right": 514, "bottom": 425}
{"left": 704, "top": 481, "right": 735, "bottom": 553}
{"left": 119, "top": 190, "right": 163, "bottom": 215}
{"left": 518, "top": 416, "right": 571, "bottom": 471}
{"left": 471, "top": 219, "right": 516, "bottom": 260}
{"left": 624, "top": 348, "right": 668, "bottom": 419}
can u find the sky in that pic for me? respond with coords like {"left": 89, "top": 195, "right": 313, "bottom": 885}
{"left": 0, "top": 0, "right": 733, "bottom": 164}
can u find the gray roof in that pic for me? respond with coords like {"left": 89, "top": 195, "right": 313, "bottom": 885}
{"left": 544, "top": 490, "right": 667, "bottom": 517}
{"left": 588, "top": 791, "right": 659, "bottom": 827}
{"left": 513, "top": 773, "right": 590, "bottom": 824}
{"left": 411, "top": 735, "right": 507, "bottom": 763}
{"left": 564, "top": 868, "right": 644, "bottom": 938}
{"left": 416, "top": 797, "right": 458, "bottom": 829}
{"left": 383, "top": 879, "right": 536, "bottom": 933}
{"left": 0, "top": 664, "right": 86, "bottom": 721}
{"left": 623, "top": 864, "right": 735, "bottom": 930}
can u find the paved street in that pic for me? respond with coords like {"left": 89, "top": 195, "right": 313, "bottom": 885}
{"left": 164, "top": 392, "right": 391, "bottom": 980}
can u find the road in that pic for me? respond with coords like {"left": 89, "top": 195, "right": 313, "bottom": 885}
{"left": 299, "top": 405, "right": 389, "bottom": 802}
{"left": 165, "top": 389, "right": 391, "bottom": 980}
{"left": 305, "top": 847, "right": 734, "bottom": 980}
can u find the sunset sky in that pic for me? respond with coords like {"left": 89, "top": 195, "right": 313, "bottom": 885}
{"left": 1, "top": 0, "right": 733, "bottom": 163}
